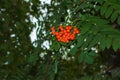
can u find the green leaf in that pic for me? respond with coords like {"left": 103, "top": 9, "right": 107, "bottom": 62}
{"left": 95, "top": 6, "right": 100, "bottom": 12}
{"left": 79, "top": 2, "right": 89, "bottom": 9}
{"left": 79, "top": 51, "right": 95, "bottom": 64}
{"left": 51, "top": 41, "right": 60, "bottom": 51}
{"left": 93, "top": 19, "right": 108, "bottom": 25}
{"left": 117, "top": 16, "right": 120, "bottom": 25}
{"left": 106, "top": 37, "right": 112, "bottom": 49}
{"left": 78, "top": 51, "right": 86, "bottom": 63}
{"left": 69, "top": 46, "right": 78, "bottom": 55}
{"left": 55, "top": 42, "right": 60, "bottom": 51}
{"left": 100, "top": 2, "right": 108, "bottom": 16}
{"left": 54, "top": 60, "right": 58, "bottom": 74}
{"left": 85, "top": 54, "right": 94, "bottom": 64}
{"left": 105, "top": 6, "right": 113, "bottom": 18}
{"left": 76, "top": 35, "right": 85, "bottom": 47}
{"left": 112, "top": 39, "right": 120, "bottom": 51}
{"left": 100, "top": 25, "right": 114, "bottom": 31}
{"left": 99, "top": 36, "right": 106, "bottom": 50}
{"left": 50, "top": 41, "right": 56, "bottom": 50}
{"left": 111, "top": 11, "right": 118, "bottom": 22}
{"left": 88, "top": 51, "right": 96, "bottom": 57}
{"left": 27, "top": 53, "right": 38, "bottom": 65}
{"left": 83, "top": 15, "right": 108, "bottom": 25}
{"left": 80, "top": 23, "right": 91, "bottom": 34}
{"left": 91, "top": 26, "right": 99, "bottom": 34}
{"left": 82, "top": 34, "right": 94, "bottom": 48}
{"left": 87, "top": 34, "right": 100, "bottom": 49}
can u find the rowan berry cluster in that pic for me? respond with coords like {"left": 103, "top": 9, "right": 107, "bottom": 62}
{"left": 51, "top": 25, "right": 79, "bottom": 43}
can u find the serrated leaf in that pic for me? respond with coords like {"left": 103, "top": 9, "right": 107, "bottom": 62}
{"left": 78, "top": 51, "right": 86, "bottom": 63}
{"left": 100, "top": 2, "right": 108, "bottom": 16}
{"left": 80, "top": 23, "right": 91, "bottom": 34}
{"left": 100, "top": 25, "right": 113, "bottom": 31}
{"left": 99, "top": 36, "right": 106, "bottom": 50}
{"left": 100, "top": 30, "right": 120, "bottom": 36}
{"left": 54, "top": 60, "right": 58, "bottom": 74}
{"left": 84, "top": 15, "right": 108, "bottom": 25}
{"left": 82, "top": 34, "right": 94, "bottom": 48}
{"left": 91, "top": 26, "right": 99, "bottom": 34}
{"left": 51, "top": 41, "right": 60, "bottom": 51}
{"left": 112, "top": 39, "right": 120, "bottom": 51}
{"left": 106, "top": 37, "right": 112, "bottom": 49}
{"left": 85, "top": 54, "right": 94, "bottom": 64}
{"left": 76, "top": 35, "right": 85, "bottom": 47}
{"left": 79, "top": 2, "right": 89, "bottom": 9}
{"left": 111, "top": 11, "right": 118, "bottom": 22}
{"left": 117, "top": 16, "right": 120, "bottom": 25}
{"left": 93, "top": 19, "right": 108, "bottom": 25}
{"left": 69, "top": 46, "right": 78, "bottom": 55}
{"left": 88, "top": 51, "right": 96, "bottom": 57}
{"left": 55, "top": 42, "right": 60, "bottom": 51}
{"left": 87, "top": 34, "right": 100, "bottom": 49}
{"left": 105, "top": 6, "right": 113, "bottom": 18}
{"left": 50, "top": 41, "right": 56, "bottom": 50}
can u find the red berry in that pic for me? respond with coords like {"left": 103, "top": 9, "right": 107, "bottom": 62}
{"left": 59, "top": 25, "right": 64, "bottom": 31}
{"left": 51, "top": 27, "right": 55, "bottom": 31}
{"left": 51, "top": 25, "right": 80, "bottom": 43}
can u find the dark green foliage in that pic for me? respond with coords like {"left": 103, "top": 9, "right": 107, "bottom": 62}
{"left": 1, "top": 0, "right": 120, "bottom": 80}
{"left": 69, "top": 46, "right": 78, "bottom": 55}
{"left": 46, "top": 0, "right": 120, "bottom": 79}
{"left": 0, "top": 0, "right": 41, "bottom": 79}
{"left": 78, "top": 51, "right": 96, "bottom": 64}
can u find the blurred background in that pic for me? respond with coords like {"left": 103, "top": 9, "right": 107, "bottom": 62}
{"left": 0, "top": 0, "right": 120, "bottom": 80}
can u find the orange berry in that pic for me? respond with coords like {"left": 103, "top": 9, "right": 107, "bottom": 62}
{"left": 66, "top": 29, "right": 70, "bottom": 33}
{"left": 73, "top": 27, "right": 79, "bottom": 34}
{"left": 51, "top": 27, "right": 55, "bottom": 31}
{"left": 74, "top": 27, "right": 78, "bottom": 30}
{"left": 74, "top": 27, "right": 79, "bottom": 32}
{"left": 66, "top": 26, "right": 72, "bottom": 30}
{"left": 66, "top": 40, "right": 69, "bottom": 43}
{"left": 76, "top": 30, "right": 79, "bottom": 34}
{"left": 54, "top": 32, "right": 59, "bottom": 36}
{"left": 57, "top": 38, "right": 61, "bottom": 42}
{"left": 70, "top": 34, "right": 75, "bottom": 40}
{"left": 56, "top": 35, "right": 60, "bottom": 39}
{"left": 60, "top": 31, "right": 63, "bottom": 35}
{"left": 63, "top": 30, "right": 67, "bottom": 33}
{"left": 51, "top": 25, "right": 80, "bottom": 43}
{"left": 59, "top": 25, "right": 64, "bottom": 31}
{"left": 52, "top": 31, "right": 55, "bottom": 34}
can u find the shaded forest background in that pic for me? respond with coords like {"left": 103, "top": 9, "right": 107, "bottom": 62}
{"left": 0, "top": 0, "right": 120, "bottom": 80}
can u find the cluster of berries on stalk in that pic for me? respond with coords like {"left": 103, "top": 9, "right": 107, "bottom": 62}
{"left": 50, "top": 25, "right": 80, "bottom": 43}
